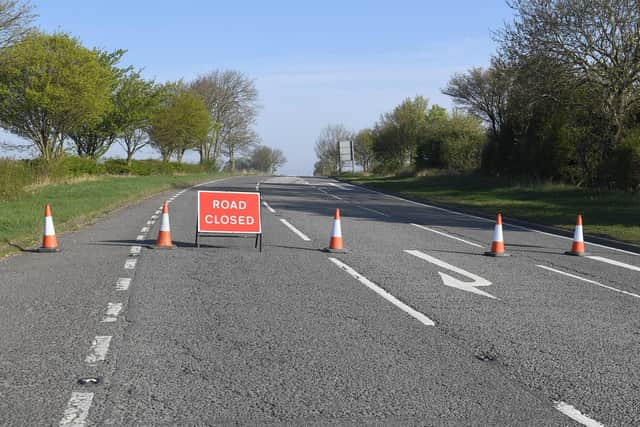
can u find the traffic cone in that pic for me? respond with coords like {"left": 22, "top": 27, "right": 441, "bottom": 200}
{"left": 323, "top": 208, "right": 347, "bottom": 253}
{"left": 153, "top": 202, "right": 175, "bottom": 249}
{"left": 565, "top": 214, "right": 587, "bottom": 256}
{"left": 484, "top": 213, "right": 509, "bottom": 257}
{"left": 38, "top": 204, "right": 60, "bottom": 252}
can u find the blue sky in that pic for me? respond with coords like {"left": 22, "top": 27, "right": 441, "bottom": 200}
{"left": 13, "top": 1, "right": 514, "bottom": 175}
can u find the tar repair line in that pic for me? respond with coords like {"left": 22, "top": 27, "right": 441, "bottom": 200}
{"left": 537, "top": 264, "right": 640, "bottom": 299}
{"left": 349, "top": 180, "right": 640, "bottom": 257}
{"left": 329, "top": 257, "right": 435, "bottom": 326}
{"left": 554, "top": 401, "right": 604, "bottom": 427}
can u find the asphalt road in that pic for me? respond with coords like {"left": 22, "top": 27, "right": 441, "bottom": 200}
{"left": 1, "top": 175, "right": 639, "bottom": 425}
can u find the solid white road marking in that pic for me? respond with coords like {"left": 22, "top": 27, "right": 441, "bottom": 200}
{"left": 330, "top": 194, "right": 342, "bottom": 200}
{"left": 101, "top": 303, "right": 123, "bottom": 322}
{"left": 587, "top": 255, "right": 640, "bottom": 272}
{"left": 85, "top": 336, "right": 112, "bottom": 364}
{"left": 59, "top": 392, "right": 94, "bottom": 426}
{"left": 554, "top": 401, "right": 603, "bottom": 427}
{"left": 412, "top": 223, "right": 483, "bottom": 248}
{"left": 140, "top": 227, "right": 149, "bottom": 233}
{"left": 329, "top": 257, "right": 435, "bottom": 326}
{"left": 280, "top": 219, "right": 311, "bottom": 241}
{"left": 537, "top": 265, "right": 640, "bottom": 299}
{"left": 116, "top": 278, "right": 131, "bottom": 291}
{"left": 124, "top": 259, "right": 137, "bottom": 270}
{"left": 136, "top": 235, "right": 145, "bottom": 241}
{"left": 405, "top": 250, "right": 498, "bottom": 299}
{"left": 130, "top": 246, "right": 141, "bottom": 255}
{"left": 263, "top": 201, "right": 277, "bottom": 214}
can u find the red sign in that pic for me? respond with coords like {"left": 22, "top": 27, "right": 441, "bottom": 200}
{"left": 197, "top": 191, "right": 261, "bottom": 234}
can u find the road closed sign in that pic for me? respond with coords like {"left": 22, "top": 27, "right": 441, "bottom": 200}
{"left": 197, "top": 191, "right": 262, "bottom": 234}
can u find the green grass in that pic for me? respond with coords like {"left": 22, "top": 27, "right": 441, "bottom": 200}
{"left": 0, "top": 174, "right": 216, "bottom": 257}
{"left": 343, "top": 174, "right": 640, "bottom": 245}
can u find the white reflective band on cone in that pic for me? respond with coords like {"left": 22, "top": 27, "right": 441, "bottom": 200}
{"left": 332, "top": 220, "right": 342, "bottom": 237}
{"left": 573, "top": 225, "right": 583, "bottom": 242}
{"left": 160, "top": 213, "right": 171, "bottom": 231}
{"left": 492, "top": 224, "right": 503, "bottom": 242}
{"left": 44, "top": 216, "right": 56, "bottom": 235}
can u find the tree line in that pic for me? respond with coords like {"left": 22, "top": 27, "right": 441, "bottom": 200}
{"left": 316, "top": 0, "right": 640, "bottom": 190}
{"left": 0, "top": 1, "right": 286, "bottom": 174}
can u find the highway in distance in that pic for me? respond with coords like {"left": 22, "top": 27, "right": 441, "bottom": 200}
{"left": 1, "top": 175, "right": 639, "bottom": 425}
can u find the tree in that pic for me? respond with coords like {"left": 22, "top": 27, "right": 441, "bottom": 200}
{"left": 313, "top": 124, "right": 351, "bottom": 175}
{"left": 250, "top": 145, "right": 286, "bottom": 174}
{"left": 149, "top": 86, "right": 210, "bottom": 162}
{"left": 499, "top": 0, "right": 640, "bottom": 146}
{"left": 0, "top": 0, "right": 34, "bottom": 49}
{"left": 353, "top": 128, "right": 375, "bottom": 172}
{"left": 67, "top": 48, "right": 127, "bottom": 158}
{"left": 190, "top": 70, "right": 260, "bottom": 166}
{"left": 443, "top": 59, "right": 510, "bottom": 135}
{"left": 0, "top": 32, "right": 114, "bottom": 160}
{"left": 115, "top": 72, "right": 162, "bottom": 163}
{"left": 372, "top": 96, "right": 429, "bottom": 172}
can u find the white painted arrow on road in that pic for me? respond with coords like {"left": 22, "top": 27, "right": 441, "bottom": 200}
{"left": 405, "top": 250, "right": 499, "bottom": 300}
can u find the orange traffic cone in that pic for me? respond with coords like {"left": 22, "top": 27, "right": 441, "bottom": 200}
{"left": 484, "top": 213, "right": 509, "bottom": 257}
{"left": 565, "top": 214, "right": 587, "bottom": 256}
{"left": 38, "top": 204, "right": 60, "bottom": 252}
{"left": 323, "top": 208, "right": 347, "bottom": 253}
{"left": 153, "top": 202, "right": 175, "bottom": 249}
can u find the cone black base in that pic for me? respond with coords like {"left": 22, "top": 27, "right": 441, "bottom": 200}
{"left": 565, "top": 251, "right": 587, "bottom": 257}
{"left": 37, "top": 247, "right": 60, "bottom": 253}
{"left": 323, "top": 247, "right": 348, "bottom": 253}
{"left": 484, "top": 251, "right": 510, "bottom": 257}
{"left": 150, "top": 244, "right": 175, "bottom": 250}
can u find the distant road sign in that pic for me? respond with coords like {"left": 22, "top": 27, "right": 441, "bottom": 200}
{"left": 197, "top": 191, "right": 261, "bottom": 234}
{"left": 339, "top": 140, "right": 353, "bottom": 162}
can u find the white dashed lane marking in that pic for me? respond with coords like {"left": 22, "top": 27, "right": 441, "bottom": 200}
{"left": 101, "top": 303, "right": 123, "bottom": 323}
{"left": 279, "top": 219, "right": 311, "bottom": 241}
{"left": 136, "top": 235, "right": 145, "bottom": 241}
{"left": 85, "top": 336, "right": 112, "bottom": 364}
{"left": 59, "top": 392, "right": 93, "bottom": 426}
{"left": 124, "top": 258, "right": 137, "bottom": 270}
{"left": 129, "top": 246, "right": 141, "bottom": 256}
{"left": 587, "top": 255, "right": 640, "bottom": 272}
{"left": 116, "top": 278, "right": 131, "bottom": 291}
{"left": 412, "top": 223, "right": 483, "bottom": 248}
{"left": 140, "top": 227, "right": 149, "bottom": 233}
{"left": 537, "top": 265, "right": 640, "bottom": 299}
{"left": 263, "top": 201, "right": 276, "bottom": 214}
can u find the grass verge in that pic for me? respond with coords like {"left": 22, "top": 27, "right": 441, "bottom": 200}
{"left": 0, "top": 174, "right": 217, "bottom": 257}
{"left": 342, "top": 174, "right": 640, "bottom": 246}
